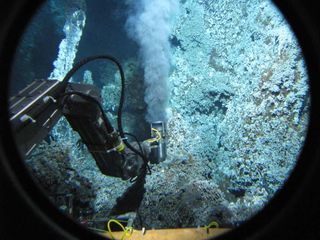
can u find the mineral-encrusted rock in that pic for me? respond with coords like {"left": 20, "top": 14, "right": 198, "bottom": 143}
{"left": 137, "top": 0, "right": 309, "bottom": 227}
{"left": 134, "top": 159, "right": 232, "bottom": 228}
{"left": 26, "top": 141, "right": 95, "bottom": 220}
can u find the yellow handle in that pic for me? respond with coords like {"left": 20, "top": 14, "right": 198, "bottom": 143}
{"left": 146, "top": 128, "right": 162, "bottom": 143}
{"left": 204, "top": 221, "right": 219, "bottom": 229}
{"left": 107, "top": 219, "right": 133, "bottom": 240}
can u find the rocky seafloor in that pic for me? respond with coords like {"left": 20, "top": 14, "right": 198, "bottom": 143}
{"left": 21, "top": 0, "right": 309, "bottom": 230}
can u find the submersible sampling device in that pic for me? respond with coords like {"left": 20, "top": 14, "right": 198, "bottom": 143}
{"left": 149, "top": 121, "right": 167, "bottom": 164}
{"left": 9, "top": 55, "right": 167, "bottom": 181}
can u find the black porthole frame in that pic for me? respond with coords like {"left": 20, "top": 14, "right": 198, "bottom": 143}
{"left": 0, "top": 1, "right": 320, "bottom": 239}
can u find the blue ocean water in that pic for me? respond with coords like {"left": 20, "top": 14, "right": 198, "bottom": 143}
{"left": 11, "top": 0, "right": 309, "bottom": 229}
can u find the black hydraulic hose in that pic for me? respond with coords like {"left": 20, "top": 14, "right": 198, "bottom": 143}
{"left": 60, "top": 55, "right": 148, "bottom": 163}
{"left": 124, "top": 132, "right": 144, "bottom": 155}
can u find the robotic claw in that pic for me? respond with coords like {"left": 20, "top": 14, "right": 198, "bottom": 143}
{"left": 9, "top": 55, "right": 167, "bottom": 180}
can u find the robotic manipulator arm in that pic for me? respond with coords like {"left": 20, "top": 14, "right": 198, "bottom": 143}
{"left": 9, "top": 56, "right": 167, "bottom": 181}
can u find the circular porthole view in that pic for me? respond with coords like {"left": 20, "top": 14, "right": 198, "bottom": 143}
{"left": 8, "top": 0, "right": 309, "bottom": 239}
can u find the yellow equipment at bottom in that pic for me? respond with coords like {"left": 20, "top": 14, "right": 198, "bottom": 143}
{"left": 100, "top": 227, "right": 230, "bottom": 240}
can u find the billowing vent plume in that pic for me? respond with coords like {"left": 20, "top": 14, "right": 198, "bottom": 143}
{"left": 126, "top": 0, "right": 179, "bottom": 122}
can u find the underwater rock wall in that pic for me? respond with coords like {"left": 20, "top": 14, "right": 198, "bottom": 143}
{"left": 137, "top": 0, "right": 309, "bottom": 227}
{"left": 26, "top": 141, "right": 95, "bottom": 220}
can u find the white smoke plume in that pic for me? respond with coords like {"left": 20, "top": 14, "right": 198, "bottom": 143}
{"left": 49, "top": 10, "right": 86, "bottom": 81}
{"left": 126, "top": 0, "right": 179, "bottom": 123}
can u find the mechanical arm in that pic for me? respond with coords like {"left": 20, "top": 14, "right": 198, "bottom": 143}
{"left": 9, "top": 55, "right": 167, "bottom": 181}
